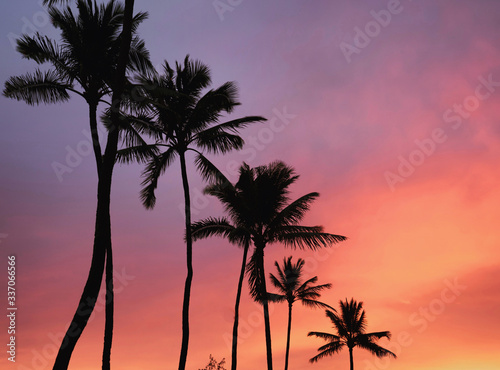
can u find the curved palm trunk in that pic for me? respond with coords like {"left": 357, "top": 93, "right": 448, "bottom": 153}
{"left": 178, "top": 151, "right": 193, "bottom": 370}
{"left": 284, "top": 304, "right": 292, "bottom": 370}
{"left": 53, "top": 1, "right": 134, "bottom": 368}
{"left": 231, "top": 242, "right": 249, "bottom": 370}
{"left": 349, "top": 347, "right": 354, "bottom": 370}
{"left": 53, "top": 152, "right": 113, "bottom": 369}
{"left": 102, "top": 242, "right": 114, "bottom": 370}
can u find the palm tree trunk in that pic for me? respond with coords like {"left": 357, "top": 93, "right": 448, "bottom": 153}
{"left": 349, "top": 347, "right": 354, "bottom": 370}
{"left": 88, "top": 101, "right": 102, "bottom": 173}
{"left": 257, "top": 246, "right": 273, "bottom": 370}
{"left": 284, "top": 304, "right": 292, "bottom": 370}
{"left": 178, "top": 151, "right": 193, "bottom": 370}
{"left": 102, "top": 243, "right": 113, "bottom": 370}
{"left": 52, "top": 2, "right": 134, "bottom": 368}
{"left": 231, "top": 242, "right": 249, "bottom": 370}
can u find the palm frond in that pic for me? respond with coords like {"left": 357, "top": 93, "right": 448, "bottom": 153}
{"left": 267, "top": 192, "right": 319, "bottom": 230}
{"left": 269, "top": 272, "right": 287, "bottom": 293}
{"left": 43, "top": 0, "right": 70, "bottom": 5}
{"left": 130, "top": 10, "right": 149, "bottom": 34}
{"left": 267, "top": 292, "right": 287, "bottom": 303}
{"left": 176, "top": 55, "right": 211, "bottom": 97}
{"left": 139, "top": 147, "right": 177, "bottom": 209}
{"left": 363, "top": 331, "right": 392, "bottom": 341}
{"left": 190, "top": 217, "right": 235, "bottom": 241}
{"left": 325, "top": 309, "right": 349, "bottom": 339}
{"left": 116, "top": 144, "right": 159, "bottom": 164}
{"left": 307, "top": 331, "right": 341, "bottom": 341}
{"left": 187, "top": 81, "right": 240, "bottom": 130}
{"left": 196, "top": 115, "right": 266, "bottom": 136}
{"left": 193, "top": 152, "right": 230, "bottom": 184}
{"left": 16, "top": 34, "right": 69, "bottom": 76}
{"left": 340, "top": 298, "right": 366, "bottom": 334}
{"left": 273, "top": 225, "right": 346, "bottom": 250}
{"left": 356, "top": 335, "right": 396, "bottom": 358}
{"left": 195, "top": 130, "right": 244, "bottom": 154}
{"left": 300, "top": 298, "right": 333, "bottom": 310}
{"left": 307, "top": 332, "right": 344, "bottom": 364}
{"left": 128, "top": 36, "right": 153, "bottom": 75}
{"left": 246, "top": 248, "right": 266, "bottom": 302}
{"left": 309, "top": 343, "right": 344, "bottom": 364}
{"left": 3, "top": 70, "right": 71, "bottom": 105}
{"left": 116, "top": 113, "right": 163, "bottom": 148}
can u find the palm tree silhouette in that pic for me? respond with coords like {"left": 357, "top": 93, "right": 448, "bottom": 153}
{"left": 269, "top": 256, "right": 332, "bottom": 370}
{"left": 3, "top": 1, "right": 149, "bottom": 368}
{"left": 191, "top": 161, "right": 346, "bottom": 370}
{"left": 117, "top": 56, "right": 266, "bottom": 370}
{"left": 308, "top": 298, "right": 396, "bottom": 370}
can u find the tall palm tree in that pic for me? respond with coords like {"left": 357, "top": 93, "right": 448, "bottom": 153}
{"left": 269, "top": 256, "right": 332, "bottom": 370}
{"left": 3, "top": 1, "right": 150, "bottom": 368}
{"left": 308, "top": 298, "right": 396, "bottom": 370}
{"left": 191, "top": 161, "right": 347, "bottom": 370}
{"left": 117, "top": 56, "right": 266, "bottom": 370}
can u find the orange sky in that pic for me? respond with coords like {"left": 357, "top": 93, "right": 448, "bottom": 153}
{"left": 1, "top": 0, "right": 500, "bottom": 369}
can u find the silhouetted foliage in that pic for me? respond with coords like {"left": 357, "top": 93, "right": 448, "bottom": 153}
{"left": 308, "top": 298, "right": 396, "bottom": 370}
{"left": 269, "top": 256, "right": 332, "bottom": 370}
{"left": 199, "top": 355, "right": 227, "bottom": 370}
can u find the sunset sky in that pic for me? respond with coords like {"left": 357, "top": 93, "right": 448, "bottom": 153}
{"left": 1, "top": 0, "right": 500, "bottom": 369}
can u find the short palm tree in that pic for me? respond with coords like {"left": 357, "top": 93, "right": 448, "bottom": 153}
{"left": 191, "top": 161, "right": 347, "bottom": 370}
{"left": 117, "top": 56, "right": 266, "bottom": 370}
{"left": 3, "top": 1, "right": 150, "bottom": 368}
{"left": 308, "top": 298, "right": 396, "bottom": 370}
{"left": 269, "top": 256, "right": 332, "bottom": 370}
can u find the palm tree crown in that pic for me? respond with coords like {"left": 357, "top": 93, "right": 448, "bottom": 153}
{"left": 4, "top": 0, "right": 151, "bottom": 108}
{"left": 270, "top": 256, "right": 332, "bottom": 308}
{"left": 117, "top": 55, "right": 267, "bottom": 208}
{"left": 308, "top": 298, "right": 396, "bottom": 369}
